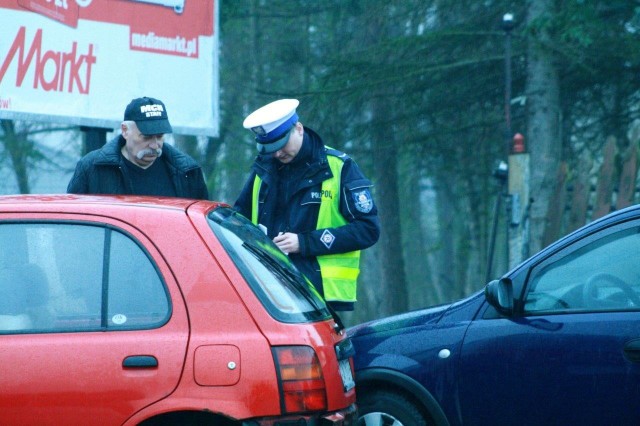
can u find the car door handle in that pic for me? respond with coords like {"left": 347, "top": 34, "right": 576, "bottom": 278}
{"left": 122, "top": 355, "right": 158, "bottom": 369}
{"left": 623, "top": 339, "right": 640, "bottom": 363}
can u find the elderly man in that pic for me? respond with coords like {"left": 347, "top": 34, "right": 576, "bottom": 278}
{"left": 67, "top": 96, "right": 208, "bottom": 199}
{"left": 234, "top": 98, "right": 380, "bottom": 311}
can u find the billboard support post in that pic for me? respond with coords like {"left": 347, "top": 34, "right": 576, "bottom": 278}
{"left": 80, "top": 126, "right": 108, "bottom": 155}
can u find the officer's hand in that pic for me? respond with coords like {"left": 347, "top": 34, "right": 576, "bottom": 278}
{"left": 273, "top": 232, "right": 300, "bottom": 255}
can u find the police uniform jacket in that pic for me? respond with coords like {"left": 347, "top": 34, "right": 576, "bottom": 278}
{"left": 234, "top": 127, "right": 380, "bottom": 306}
{"left": 67, "top": 135, "right": 209, "bottom": 199}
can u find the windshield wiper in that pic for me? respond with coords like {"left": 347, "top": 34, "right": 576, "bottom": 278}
{"left": 242, "top": 241, "right": 345, "bottom": 333}
{"left": 242, "top": 241, "right": 327, "bottom": 312}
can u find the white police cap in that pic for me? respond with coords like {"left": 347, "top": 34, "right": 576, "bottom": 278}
{"left": 243, "top": 99, "right": 300, "bottom": 154}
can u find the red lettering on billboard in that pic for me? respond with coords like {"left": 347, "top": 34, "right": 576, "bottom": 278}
{"left": 0, "top": 26, "right": 96, "bottom": 94}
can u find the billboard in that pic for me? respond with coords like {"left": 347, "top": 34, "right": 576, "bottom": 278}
{"left": 0, "top": 0, "right": 219, "bottom": 136}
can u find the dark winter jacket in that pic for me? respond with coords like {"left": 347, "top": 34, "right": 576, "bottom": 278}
{"left": 234, "top": 127, "right": 379, "bottom": 309}
{"left": 67, "top": 135, "right": 209, "bottom": 199}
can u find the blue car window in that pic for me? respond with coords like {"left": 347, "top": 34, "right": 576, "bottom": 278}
{"left": 525, "top": 226, "right": 640, "bottom": 314}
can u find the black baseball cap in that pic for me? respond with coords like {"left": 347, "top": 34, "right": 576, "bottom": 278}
{"left": 123, "top": 96, "right": 173, "bottom": 135}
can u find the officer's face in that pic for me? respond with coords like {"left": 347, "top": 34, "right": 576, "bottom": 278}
{"left": 121, "top": 122, "right": 164, "bottom": 169}
{"left": 273, "top": 124, "right": 303, "bottom": 164}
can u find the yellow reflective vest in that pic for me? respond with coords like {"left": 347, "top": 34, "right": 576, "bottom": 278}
{"left": 251, "top": 152, "right": 360, "bottom": 302}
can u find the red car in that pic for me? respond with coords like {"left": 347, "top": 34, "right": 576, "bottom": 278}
{"left": 0, "top": 195, "right": 356, "bottom": 426}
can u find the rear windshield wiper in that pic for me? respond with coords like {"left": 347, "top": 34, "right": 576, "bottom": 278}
{"left": 242, "top": 241, "right": 328, "bottom": 313}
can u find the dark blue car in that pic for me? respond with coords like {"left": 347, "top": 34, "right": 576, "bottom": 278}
{"left": 349, "top": 205, "right": 640, "bottom": 426}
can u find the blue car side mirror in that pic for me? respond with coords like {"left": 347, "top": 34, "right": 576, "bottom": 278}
{"left": 485, "top": 279, "right": 514, "bottom": 316}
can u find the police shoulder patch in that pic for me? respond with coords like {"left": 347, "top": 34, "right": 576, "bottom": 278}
{"left": 352, "top": 189, "right": 373, "bottom": 213}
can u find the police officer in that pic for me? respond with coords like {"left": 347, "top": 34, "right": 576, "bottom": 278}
{"left": 234, "top": 99, "right": 380, "bottom": 311}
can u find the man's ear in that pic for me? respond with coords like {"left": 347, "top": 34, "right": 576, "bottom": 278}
{"left": 121, "top": 122, "right": 128, "bottom": 136}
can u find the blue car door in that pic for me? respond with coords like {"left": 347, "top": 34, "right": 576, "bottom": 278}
{"left": 458, "top": 220, "right": 640, "bottom": 426}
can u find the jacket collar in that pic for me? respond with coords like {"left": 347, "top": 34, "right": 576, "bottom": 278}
{"left": 94, "top": 135, "right": 200, "bottom": 173}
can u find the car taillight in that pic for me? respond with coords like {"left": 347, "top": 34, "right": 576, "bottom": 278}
{"left": 272, "top": 346, "right": 327, "bottom": 414}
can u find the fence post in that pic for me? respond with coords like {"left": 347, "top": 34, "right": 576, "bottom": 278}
{"left": 593, "top": 137, "right": 617, "bottom": 219}
{"left": 508, "top": 133, "right": 530, "bottom": 268}
{"left": 617, "top": 129, "right": 639, "bottom": 210}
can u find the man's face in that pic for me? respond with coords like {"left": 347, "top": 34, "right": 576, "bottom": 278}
{"left": 122, "top": 122, "right": 164, "bottom": 168}
{"left": 273, "top": 124, "right": 303, "bottom": 164}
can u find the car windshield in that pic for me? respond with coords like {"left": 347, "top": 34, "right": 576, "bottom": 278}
{"left": 207, "top": 207, "right": 331, "bottom": 323}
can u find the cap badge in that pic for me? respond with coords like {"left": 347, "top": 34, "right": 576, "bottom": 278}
{"left": 251, "top": 126, "right": 266, "bottom": 136}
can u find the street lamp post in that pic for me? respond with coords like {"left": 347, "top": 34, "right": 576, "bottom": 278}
{"left": 487, "top": 13, "right": 516, "bottom": 281}
{"left": 502, "top": 12, "right": 515, "bottom": 159}
{"left": 501, "top": 13, "right": 532, "bottom": 269}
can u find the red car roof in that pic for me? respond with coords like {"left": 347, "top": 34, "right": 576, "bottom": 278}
{"left": 0, "top": 194, "right": 228, "bottom": 214}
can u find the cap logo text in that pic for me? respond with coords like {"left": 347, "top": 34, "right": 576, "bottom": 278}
{"left": 140, "top": 104, "right": 164, "bottom": 117}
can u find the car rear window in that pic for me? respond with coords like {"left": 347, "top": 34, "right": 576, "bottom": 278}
{"left": 207, "top": 207, "right": 331, "bottom": 323}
